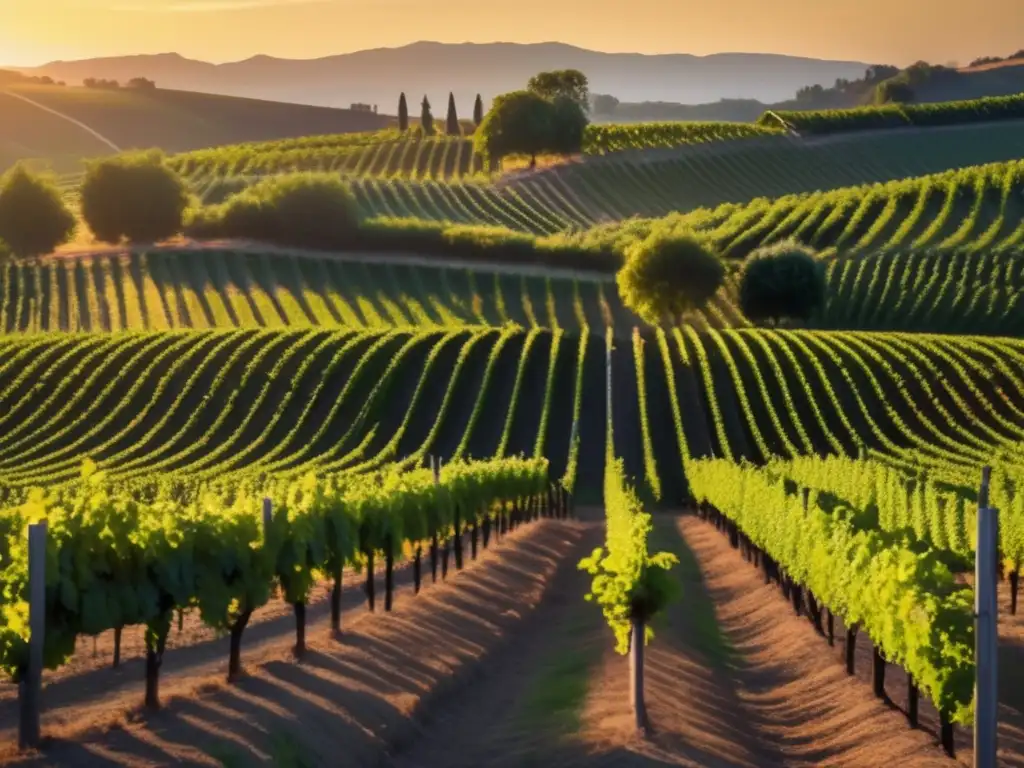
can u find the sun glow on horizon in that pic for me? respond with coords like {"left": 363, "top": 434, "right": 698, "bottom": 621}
{"left": 3, "top": 0, "right": 1023, "bottom": 68}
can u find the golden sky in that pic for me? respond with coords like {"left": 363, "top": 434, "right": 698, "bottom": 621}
{"left": 3, "top": 0, "right": 1023, "bottom": 66}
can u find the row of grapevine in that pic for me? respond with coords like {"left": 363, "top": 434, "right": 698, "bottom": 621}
{"left": 580, "top": 329, "right": 677, "bottom": 729}
{"left": 9, "top": 242, "right": 1022, "bottom": 336}
{"left": 172, "top": 134, "right": 481, "bottom": 181}
{"left": 677, "top": 159, "right": 1024, "bottom": 259}
{"left": 1, "top": 325, "right": 1022, "bottom": 523}
{"left": 583, "top": 121, "right": 780, "bottom": 154}
{"left": 765, "top": 455, "right": 1024, "bottom": 579}
{"left": 1, "top": 456, "right": 554, "bottom": 732}
{"left": 687, "top": 459, "right": 975, "bottom": 752}
{"left": 764, "top": 91, "right": 1024, "bottom": 135}
{"left": 674, "top": 329, "right": 1024, "bottom": 474}
{"left": 0, "top": 250, "right": 630, "bottom": 333}
{"left": 0, "top": 328, "right": 593, "bottom": 491}
{"left": 166, "top": 120, "right": 783, "bottom": 182}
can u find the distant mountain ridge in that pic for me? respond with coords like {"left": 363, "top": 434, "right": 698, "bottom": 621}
{"left": 8, "top": 41, "right": 874, "bottom": 112}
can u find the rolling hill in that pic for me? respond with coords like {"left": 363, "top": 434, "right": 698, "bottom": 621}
{"left": 0, "top": 83, "right": 391, "bottom": 172}
{"left": 10, "top": 42, "right": 873, "bottom": 111}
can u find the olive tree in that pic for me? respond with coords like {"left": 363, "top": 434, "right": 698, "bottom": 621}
{"left": 617, "top": 232, "right": 725, "bottom": 324}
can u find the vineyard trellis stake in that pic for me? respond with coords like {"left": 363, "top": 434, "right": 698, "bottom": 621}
{"left": 18, "top": 521, "right": 46, "bottom": 750}
{"left": 975, "top": 466, "right": 998, "bottom": 768}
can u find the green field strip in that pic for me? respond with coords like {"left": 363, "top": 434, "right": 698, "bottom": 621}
{"left": 259, "top": 330, "right": 410, "bottom": 475}
{"left": 0, "top": 331, "right": 226, "bottom": 483}
{"left": 0, "top": 334, "right": 161, "bottom": 461}
{"left": 343, "top": 330, "right": 471, "bottom": 472}
{"left": 103, "top": 329, "right": 302, "bottom": 478}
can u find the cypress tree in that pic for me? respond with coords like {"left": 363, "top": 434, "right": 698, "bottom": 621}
{"left": 421, "top": 95, "right": 434, "bottom": 135}
{"left": 473, "top": 93, "right": 484, "bottom": 126}
{"left": 397, "top": 92, "right": 409, "bottom": 131}
{"left": 445, "top": 92, "right": 460, "bottom": 136}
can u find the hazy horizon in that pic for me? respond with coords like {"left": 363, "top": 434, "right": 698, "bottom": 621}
{"left": 3, "top": 0, "right": 1023, "bottom": 69}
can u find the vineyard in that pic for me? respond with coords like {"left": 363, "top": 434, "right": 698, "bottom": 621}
{"left": 4, "top": 84, "right": 1024, "bottom": 766}
{"left": 157, "top": 122, "right": 1024, "bottom": 240}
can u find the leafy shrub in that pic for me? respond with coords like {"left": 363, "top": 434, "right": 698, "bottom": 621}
{"left": 0, "top": 165, "right": 76, "bottom": 256}
{"left": 739, "top": 240, "right": 825, "bottom": 325}
{"left": 617, "top": 232, "right": 725, "bottom": 324}
{"left": 81, "top": 152, "right": 189, "bottom": 244}
{"left": 188, "top": 173, "right": 360, "bottom": 248}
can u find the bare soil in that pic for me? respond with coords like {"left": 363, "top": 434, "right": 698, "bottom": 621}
{"left": 0, "top": 517, "right": 586, "bottom": 765}
{"left": 673, "top": 514, "right": 955, "bottom": 767}
{"left": 386, "top": 511, "right": 966, "bottom": 768}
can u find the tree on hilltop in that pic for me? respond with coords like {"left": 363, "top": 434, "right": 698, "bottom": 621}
{"left": 398, "top": 92, "right": 409, "bottom": 131}
{"left": 527, "top": 69, "right": 590, "bottom": 111}
{"left": 473, "top": 90, "right": 554, "bottom": 167}
{"left": 445, "top": 92, "right": 460, "bottom": 136}
{"left": 474, "top": 87, "right": 589, "bottom": 168}
{"left": 420, "top": 95, "right": 435, "bottom": 135}
{"left": 473, "top": 94, "right": 484, "bottom": 125}
{"left": 0, "top": 164, "right": 76, "bottom": 257}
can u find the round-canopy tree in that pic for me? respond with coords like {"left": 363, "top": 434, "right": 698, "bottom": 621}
{"left": 617, "top": 231, "right": 725, "bottom": 325}
{"left": 81, "top": 152, "right": 189, "bottom": 244}
{"left": 738, "top": 240, "right": 825, "bottom": 326}
{"left": 0, "top": 164, "right": 76, "bottom": 257}
{"left": 473, "top": 90, "right": 555, "bottom": 166}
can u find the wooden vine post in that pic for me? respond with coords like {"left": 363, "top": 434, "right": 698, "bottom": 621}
{"left": 974, "top": 466, "right": 998, "bottom": 766}
{"left": 433, "top": 457, "right": 450, "bottom": 579}
{"left": 18, "top": 521, "right": 46, "bottom": 750}
{"left": 629, "top": 616, "right": 647, "bottom": 734}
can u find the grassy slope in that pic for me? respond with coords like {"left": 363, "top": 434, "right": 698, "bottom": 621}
{"left": 0, "top": 83, "right": 392, "bottom": 172}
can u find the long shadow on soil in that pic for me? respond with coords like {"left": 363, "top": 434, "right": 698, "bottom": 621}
{"left": 12, "top": 520, "right": 586, "bottom": 768}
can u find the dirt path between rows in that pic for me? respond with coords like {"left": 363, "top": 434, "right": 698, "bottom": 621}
{"left": 676, "top": 514, "right": 957, "bottom": 767}
{"left": 383, "top": 511, "right": 960, "bottom": 768}
{"left": 0, "top": 517, "right": 586, "bottom": 765}
{"left": 382, "top": 513, "right": 606, "bottom": 767}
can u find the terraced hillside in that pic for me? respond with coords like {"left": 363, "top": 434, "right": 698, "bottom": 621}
{"left": 173, "top": 138, "right": 1024, "bottom": 238}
